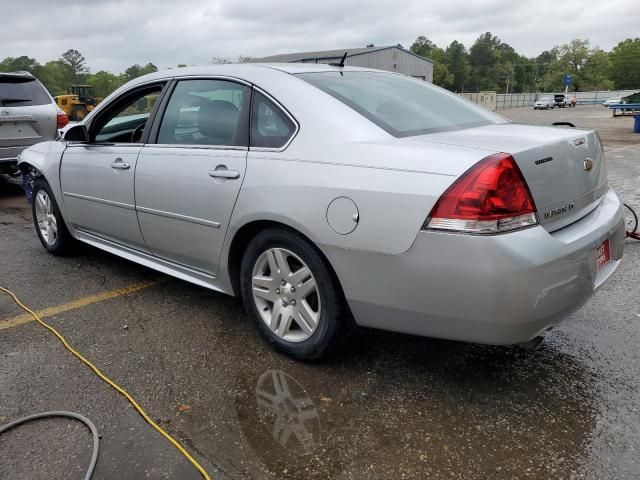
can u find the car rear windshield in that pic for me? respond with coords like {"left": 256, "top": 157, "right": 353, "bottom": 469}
{"left": 296, "top": 71, "right": 506, "bottom": 137}
{"left": 0, "top": 75, "right": 51, "bottom": 107}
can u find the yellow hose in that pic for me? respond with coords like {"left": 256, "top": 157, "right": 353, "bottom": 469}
{"left": 0, "top": 286, "right": 212, "bottom": 480}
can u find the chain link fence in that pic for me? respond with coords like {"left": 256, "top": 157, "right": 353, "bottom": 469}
{"left": 495, "top": 90, "right": 640, "bottom": 109}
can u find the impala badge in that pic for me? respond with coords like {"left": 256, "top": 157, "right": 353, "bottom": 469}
{"left": 583, "top": 158, "right": 594, "bottom": 172}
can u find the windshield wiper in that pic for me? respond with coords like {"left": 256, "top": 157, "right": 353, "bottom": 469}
{"left": 0, "top": 98, "right": 31, "bottom": 105}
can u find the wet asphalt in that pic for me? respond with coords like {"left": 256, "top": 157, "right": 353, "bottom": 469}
{"left": 0, "top": 106, "right": 639, "bottom": 479}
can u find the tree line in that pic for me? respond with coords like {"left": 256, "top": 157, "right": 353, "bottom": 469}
{"left": 0, "top": 49, "right": 160, "bottom": 97}
{"left": 409, "top": 34, "right": 640, "bottom": 93}
{"left": 1, "top": 34, "right": 639, "bottom": 98}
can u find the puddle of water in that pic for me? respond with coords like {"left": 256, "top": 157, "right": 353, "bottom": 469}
{"left": 233, "top": 336, "right": 600, "bottom": 479}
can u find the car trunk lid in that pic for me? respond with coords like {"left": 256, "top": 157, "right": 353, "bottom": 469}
{"left": 411, "top": 123, "right": 608, "bottom": 232}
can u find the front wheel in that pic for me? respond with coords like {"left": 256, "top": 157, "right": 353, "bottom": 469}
{"left": 32, "top": 179, "right": 74, "bottom": 255}
{"left": 240, "top": 227, "right": 350, "bottom": 359}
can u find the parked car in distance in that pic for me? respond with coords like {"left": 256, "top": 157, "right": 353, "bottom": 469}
{"left": 533, "top": 96, "right": 554, "bottom": 110}
{"left": 18, "top": 64, "right": 625, "bottom": 359}
{"left": 602, "top": 96, "right": 622, "bottom": 107}
{"left": 554, "top": 94, "right": 572, "bottom": 108}
{"left": 0, "top": 72, "right": 68, "bottom": 175}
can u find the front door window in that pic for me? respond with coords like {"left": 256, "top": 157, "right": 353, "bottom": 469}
{"left": 93, "top": 86, "right": 163, "bottom": 143}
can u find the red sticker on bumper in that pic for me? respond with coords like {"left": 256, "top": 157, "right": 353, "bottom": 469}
{"left": 596, "top": 239, "right": 611, "bottom": 270}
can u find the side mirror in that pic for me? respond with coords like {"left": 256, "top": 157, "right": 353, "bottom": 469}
{"left": 63, "top": 124, "right": 89, "bottom": 142}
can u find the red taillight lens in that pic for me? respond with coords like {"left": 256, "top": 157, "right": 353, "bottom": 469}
{"left": 425, "top": 153, "right": 538, "bottom": 234}
{"left": 56, "top": 111, "right": 69, "bottom": 129}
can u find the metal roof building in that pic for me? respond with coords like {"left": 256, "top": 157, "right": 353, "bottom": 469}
{"left": 252, "top": 46, "right": 433, "bottom": 82}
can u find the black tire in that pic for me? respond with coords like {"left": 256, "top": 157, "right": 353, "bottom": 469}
{"left": 240, "top": 227, "right": 351, "bottom": 359}
{"left": 31, "top": 178, "right": 74, "bottom": 255}
{"left": 70, "top": 106, "right": 88, "bottom": 121}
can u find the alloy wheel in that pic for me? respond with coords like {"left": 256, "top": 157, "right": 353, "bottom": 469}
{"left": 34, "top": 190, "right": 58, "bottom": 246}
{"left": 251, "top": 247, "right": 321, "bottom": 342}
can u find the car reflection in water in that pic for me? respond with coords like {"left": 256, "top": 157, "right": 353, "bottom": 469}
{"left": 255, "top": 369, "right": 321, "bottom": 450}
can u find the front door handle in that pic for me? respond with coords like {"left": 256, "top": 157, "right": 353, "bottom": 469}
{"left": 208, "top": 169, "right": 240, "bottom": 179}
{"left": 110, "top": 158, "right": 130, "bottom": 170}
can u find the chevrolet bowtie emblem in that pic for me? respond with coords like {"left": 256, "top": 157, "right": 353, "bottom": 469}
{"left": 583, "top": 158, "right": 594, "bottom": 172}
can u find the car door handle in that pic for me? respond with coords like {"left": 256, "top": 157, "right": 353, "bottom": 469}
{"left": 110, "top": 158, "right": 130, "bottom": 170}
{"left": 208, "top": 169, "right": 240, "bottom": 179}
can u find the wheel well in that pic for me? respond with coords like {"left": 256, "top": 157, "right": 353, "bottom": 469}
{"left": 227, "top": 220, "right": 345, "bottom": 301}
{"left": 18, "top": 162, "right": 43, "bottom": 178}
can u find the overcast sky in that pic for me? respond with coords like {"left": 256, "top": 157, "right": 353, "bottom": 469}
{"left": 1, "top": 0, "right": 637, "bottom": 73}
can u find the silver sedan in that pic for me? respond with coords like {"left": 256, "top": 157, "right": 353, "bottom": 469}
{"left": 18, "top": 64, "right": 625, "bottom": 359}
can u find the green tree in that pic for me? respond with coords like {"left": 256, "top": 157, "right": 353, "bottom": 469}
{"left": 86, "top": 70, "right": 122, "bottom": 97}
{"left": 410, "top": 36, "right": 437, "bottom": 58}
{"left": 512, "top": 55, "right": 537, "bottom": 93}
{"left": 582, "top": 49, "right": 613, "bottom": 90}
{"left": 60, "top": 49, "right": 89, "bottom": 82}
{"left": 535, "top": 49, "right": 557, "bottom": 79}
{"left": 122, "top": 63, "right": 158, "bottom": 82}
{"left": 444, "top": 41, "right": 470, "bottom": 92}
{"left": 433, "top": 63, "right": 454, "bottom": 90}
{"left": 410, "top": 37, "right": 453, "bottom": 89}
{"left": 609, "top": 38, "right": 640, "bottom": 89}
{"left": 540, "top": 39, "right": 613, "bottom": 91}
{"left": 468, "top": 32, "right": 501, "bottom": 91}
{"left": 38, "top": 61, "right": 73, "bottom": 96}
{"left": 0, "top": 56, "right": 41, "bottom": 75}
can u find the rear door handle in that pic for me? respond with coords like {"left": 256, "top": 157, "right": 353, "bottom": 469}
{"left": 110, "top": 158, "right": 130, "bottom": 170}
{"left": 208, "top": 169, "right": 240, "bottom": 179}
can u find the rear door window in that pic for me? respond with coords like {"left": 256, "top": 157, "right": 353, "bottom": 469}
{"left": 0, "top": 75, "right": 51, "bottom": 107}
{"left": 156, "top": 79, "right": 250, "bottom": 147}
{"left": 250, "top": 91, "right": 296, "bottom": 149}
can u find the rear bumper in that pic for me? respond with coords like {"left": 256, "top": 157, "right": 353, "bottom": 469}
{"left": 323, "top": 187, "right": 625, "bottom": 344}
{"left": 1, "top": 145, "right": 30, "bottom": 163}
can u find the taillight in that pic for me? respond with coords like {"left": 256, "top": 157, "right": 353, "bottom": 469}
{"left": 56, "top": 111, "right": 69, "bottom": 129}
{"left": 425, "top": 153, "right": 537, "bottom": 234}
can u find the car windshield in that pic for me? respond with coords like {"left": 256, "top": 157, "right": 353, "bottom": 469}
{"left": 296, "top": 71, "right": 506, "bottom": 137}
{"left": 0, "top": 76, "right": 51, "bottom": 106}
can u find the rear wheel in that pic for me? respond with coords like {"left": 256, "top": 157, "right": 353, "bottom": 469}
{"left": 240, "top": 227, "right": 350, "bottom": 359}
{"left": 70, "top": 106, "right": 88, "bottom": 121}
{"left": 32, "top": 179, "right": 74, "bottom": 255}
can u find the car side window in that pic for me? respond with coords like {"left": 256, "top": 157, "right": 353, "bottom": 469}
{"left": 93, "top": 86, "right": 163, "bottom": 143}
{"left": 250, "top": 91, "right": 296, "bottom": 149}
{"left": 156, "top": 79, "right": 250, "bottom": 146}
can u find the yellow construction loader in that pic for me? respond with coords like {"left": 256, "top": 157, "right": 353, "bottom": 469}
{"left": 54, "top": 85, "right": 103, "bottom": 121}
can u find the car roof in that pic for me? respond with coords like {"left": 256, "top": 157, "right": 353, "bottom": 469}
{"left": 0, "top": 71, "right": 36, "bottom": 80}
{"left": 247, "top": 62, "right": 378, "bottom": 74}
{"left": 124, "top": 62, "right": 391, "bottom": 88}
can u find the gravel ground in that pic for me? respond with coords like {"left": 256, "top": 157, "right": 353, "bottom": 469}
{"left": 0, "top": 105, "right": 639, "bottom": 479}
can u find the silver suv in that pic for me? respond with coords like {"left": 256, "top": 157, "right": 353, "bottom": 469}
{"left": 0, "top": 72, "right": 68, "bottom": 175}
